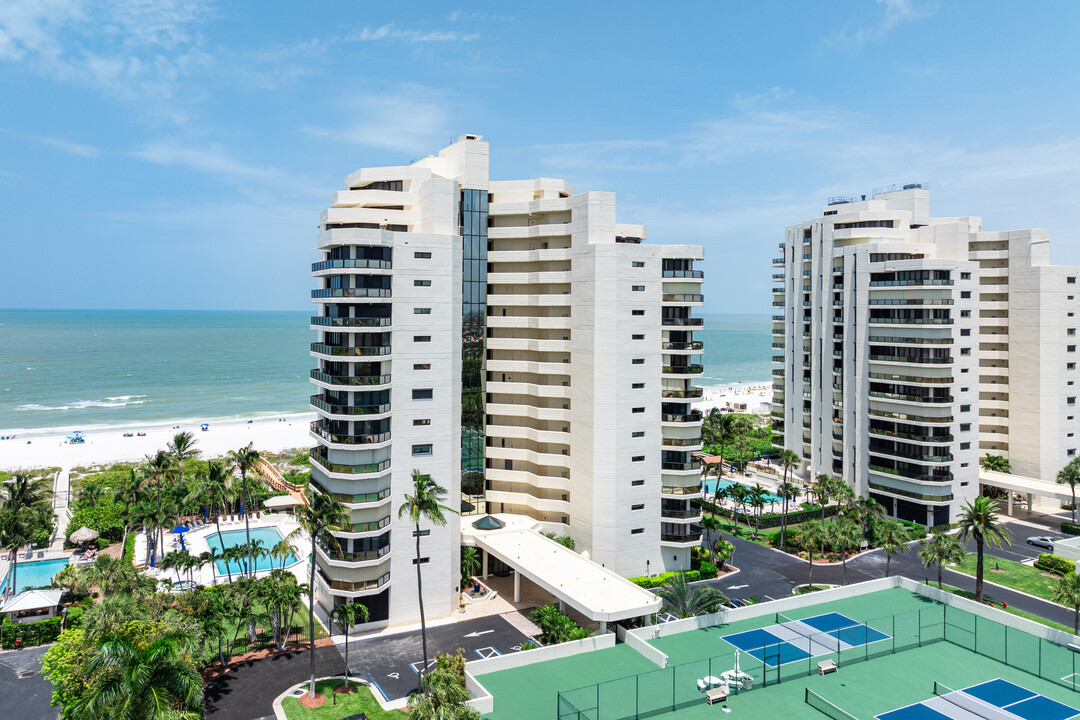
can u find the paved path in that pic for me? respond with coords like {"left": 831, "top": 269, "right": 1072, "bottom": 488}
{"left": 48, "top": 469, "right": 70, "bottom": 553}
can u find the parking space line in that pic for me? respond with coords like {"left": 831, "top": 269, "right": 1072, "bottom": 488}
{"left": 474, "top": 646, "right": 501, "bottom": 659}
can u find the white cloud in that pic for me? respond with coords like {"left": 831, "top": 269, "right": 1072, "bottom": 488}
{"left": 302, "top": 89, "right": 450, "bottom": 154}
{"left": 345, "top": 22, "right": 479, "bottom": 43}
{"left": 3, "top": 128, "right": 102, "bottom": 157}
{"left": 132, "top": 141, "right": 281, "bottom": 183}
{"left": 823, "top": 0, "right": 938, "bottom": 48}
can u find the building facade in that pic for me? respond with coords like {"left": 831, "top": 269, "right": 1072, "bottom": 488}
{"left": 774, "top": 185, "right": 1079, "bottom": 525}
{"left": 309, "top": 135, "right": 705, "bottom": 626}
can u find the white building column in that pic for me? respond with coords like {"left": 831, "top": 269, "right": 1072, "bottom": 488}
{"left": 513, "top": 570, "right": 520, "bottom": 603}
{"left": 600, "top": 620, "right": 608, "bottom": 634}
{"left": 482, "top": 549, "right": 488, "bottom": 580}
{"left": 1007, "top": 491, "right": 1014, "bottom": 516}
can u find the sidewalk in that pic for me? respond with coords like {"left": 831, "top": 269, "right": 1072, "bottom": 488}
{"left": 48, "top": 468, "right": 71, "bottom": 553}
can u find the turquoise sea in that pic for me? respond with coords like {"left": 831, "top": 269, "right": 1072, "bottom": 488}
{"left": 0, "top": 310, "right": 770, "bottom": 433}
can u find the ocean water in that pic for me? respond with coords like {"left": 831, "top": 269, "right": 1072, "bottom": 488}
{"left": 0, "top": 310, "right": 771, "bottom": 433}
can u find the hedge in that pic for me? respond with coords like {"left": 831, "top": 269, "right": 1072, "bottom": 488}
{"left": 1061, "top": 522, "right": 1080, "bottom": 537}
{"left": 1035, "top": 553, "right": 1074, "bottom": 576}
{"left": 0, "top": 607, "right": 82, "bottom": 649}
{"left": 628, "top": 570, "right": 702, "bottom": 588}
{"left": 694, "top": 498, "right": 839, "bottom": 529}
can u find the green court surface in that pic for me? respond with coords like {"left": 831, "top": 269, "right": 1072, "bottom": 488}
{"left": 479, "top": 588, "right": 1080, "bottom": 720}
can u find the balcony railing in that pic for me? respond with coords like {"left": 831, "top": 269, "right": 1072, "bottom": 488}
{"left": 310, "top": 316, "right": 392, "bottom": 328}
{"left": 309, "top": 448, "right": 391, "bottom": 476}
{"left": 662, "top": 437, "right": 703, "bottom": 447}
{"left": 868, "top": 410, "right": 952, "bottom": 424}
{"left": 662, "top": 341, "right": 704, "bottom": 351}
{"left": 663, "top": 294, "right": 704, "bottom": 303}
{"left": 661, "top": 485, "right": 702, "bottom": 496}
{"left": 661, "top": 387, "right": 703, "bottom": 399}
{"left": 310, "top": 370, "right": 391, "bottom": 386}
{"left": 663, "top": 269, "right": 704, "bottom": 278}
{"left": 868, "top": 482, "right": 953, "bottom": 503}
{"left": 312, "top": 259, "right": 392, "bottom": 272}
{"left": 869, "top": 279, "right": 953, "bottom": 287}
{"left": 869, "top": 391, "right": 953, "bottom": 404}
{"left": 868, "top": 428, "right": 953, "bottom": 443}
{"left": 868, "top": 317, "right": 954, "bottom": 325}
{"left": 662, "top": 461, "right": 702, "bottom": 472}
{"left": 868, "top": 464, "right": 953, "bottom": 483}
{"left": 661, "top": 533, "right": 702, "bottom": 544}
{"left": 663, "top": 365, "right": 704, "bottom": 375}
{"left": 662, "top": 318, "right": 703, "bottom": 327}
{"left": 661, "top": 411, "right": 703, "bottom": 423}
{"left": 338, "top": 516, "right": 392, "bottom": 533}
{"left": 869, "top": 354, "right": 952, "bottom": 365}
{"left": 317, "top": 568, "right": 390, "bottom": 592}
{"left": 310, "top": 422, "right": 390, "bottom": 445}
{"left": 661, "top": 509, "right": 700, "bottom": 519}
{"left": 311, "top": 343, "right": 391, "bottom": 357}
{"left": 868, "top": 372, "right": 952, "bottom": 385}
{"left": 310, "top": 396, "right": 391, "bottom": 416}
{"left": 312, "top": 288, "right": 392, "bottom": 299}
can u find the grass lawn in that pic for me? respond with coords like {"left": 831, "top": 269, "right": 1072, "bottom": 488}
{"left": 950, "top": 553, "right": 1063, "bottom": 602}
{"left": 197, "top": 598, "right": 328, "bottom": 665}
{"left": 281, "top": 679, "right": 406, "bottom": 720}
{"left": 936, "top": 582, "right": 1077, "bottom": 634}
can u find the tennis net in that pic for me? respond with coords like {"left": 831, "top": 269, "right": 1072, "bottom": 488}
{"left": 932, "top": 681, "right": 1017, "bottom": 720}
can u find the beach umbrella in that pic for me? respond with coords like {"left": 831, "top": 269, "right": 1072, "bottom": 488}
{"left": 68, "top": 526, "right": 99, "bottom": 545}
{"left": 171, "top": 525, "right": 190, "bottom": 552}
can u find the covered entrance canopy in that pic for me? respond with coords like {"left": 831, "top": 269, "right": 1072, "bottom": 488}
{"left": 461, "top": 514, "right": 661, "bottom": 630}
{"left": 980, "top": 469, "right": 1074, "bottom": 516}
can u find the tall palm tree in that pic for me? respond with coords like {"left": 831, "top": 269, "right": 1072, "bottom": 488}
{"left": 271, "top": 537, "right": 294, "bottom": 572}
{"left": 200, "top": 548, "right": 220, "bottom": 585}
{"left": 655, "top": 569, "right": 728, "bottom": 618}
{"left": 957, "top": 496, "right": 1012, "bottom": 602}
{"left": 291, "top": 488, "right": 350, "bottom": 699}
{"left": 877, "top": 519, "right": 909, "bottom": 577}
{"left": 226, "top": 443, "right": 261, "bottom": 578}
{"left": 1057, "top": 457, "right": 1080, "bottom": 523}
{"left": 699, "top": 514, "right": 722, "bottom": 549}
{"left": 71, "top": 633, "right": 204, "bottom": 720}
{"left": 168, "top": 430, "right": 201, "bottom": 494}
{"left": 408, "top": 668, "right": 481, "bottom": 720}
{"left": 728, "top": 483, "right": 750, "bottom": 531}
{"left": 797, "top": 522, "right": 826, "bottom": 588}
{"left": 918, "top": 531, "right": 966, "bottom": 589}
{"left": 0, "top": 472, "right": 52, "bottom": 596}
{"left": 332, "top": 602, "right": 371, "bottom": 692}
{"left": 814, "top": 473, "right": 833, "bottom": 528}
{"left": 778, "top": 450, "right": 799, "bottom": 548}
{"left": 854, "top": 497, "right": 886, "bottom": 544}
{"left": 398, "top": 470, "right": 455, "bottom": 693}
{"left": 748, "top": 484, "right": 767, "bottom": 537}
{"left": 828, "top": 518, "right": 860, "bottom": 584}
{"left": 1053, "top": 573, "right": 1080, "bottom": 635}
{"left": 193, "top": 461, "right": 234, "bottom": 561}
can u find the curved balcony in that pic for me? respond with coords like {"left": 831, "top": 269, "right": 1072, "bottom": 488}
{"left": 333, "top": 515, "right": 392, "bottom": 535}
{"left": 661, "top": 509, "right": 701, "bottom": 520}
{"left": 314, "top": 483, "right": 391, "bottom": 506}
{"left": 662, "top": 436, "right": 703, "bottom": 447}
{"left": 662, "top": 461, "right": 702, "bottom": 473}
{"left": 310, "top": 370, "right": 391, "bottom": 388}
{"left": 310, "top": 421, "right": 390, "bottom": 447}
{"left": 869, "top": 354, "right": 952, "bottom": 365}
{"left": 868, "top": 482, "right": 953, "bottom": 503}
{"left": 662, "top": 485, "right": 704, "bottom": 498}
{"left": 316, "top": 541, "right": 390, "bottom": 566}
{"left": 310, "top": 343, "right": 391, "bottom": 358}
{"left": 312, "top": 259, "right": 392, "bottom": 272}
{"left": 868, "top": 428, "right": 953, "bottom": 444}
{"left": 868, "top": 410, "right": 952, "bottom": 425}
{"left": 662, "top": 365, "right": 704, "bottom": 375}
{"left": 662, "top": 341, "right": 704, "bottom": 351}
{"left": 310, "top": 396, "right": 391, "bottom": 417}
{"left": 310, "top": 316, "right": 392, "bottom": 328}
{"left": 312, "top": 288, "right": 392, "bottom": 299}
{"left": 869, "top": 391, "right": 953, "bottom": 404}
{"left": 309, "top": 448, "right": 391, "bottom": 477}
{"left": 660, "top": 533, "right": 702, "bottom": 547}
{"left": 316, "top": 568, "right": 390, "bottom": 595}
{"left": 868, "top": 464, "right": 953, "bottom": 484}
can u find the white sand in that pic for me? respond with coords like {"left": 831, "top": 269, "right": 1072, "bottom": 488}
{"left": 0, "top": 412, "right": 316, "bottom": 471}
{"left": 698, "top": 382, "right": 773, "bottom": 415}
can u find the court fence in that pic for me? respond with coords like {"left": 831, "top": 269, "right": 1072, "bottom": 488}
{"left": 556, "top": 604, "right": 1080, "bottom": 720}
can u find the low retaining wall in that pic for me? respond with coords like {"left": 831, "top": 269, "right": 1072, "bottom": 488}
{"left": 464, "top": 671, "right": 494, "bottom": 714}
{"left": 467, "top": 632, "right": 615, "bottom": 676}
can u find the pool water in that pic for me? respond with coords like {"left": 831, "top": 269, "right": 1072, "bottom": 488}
{"left": 2, "top": 557, "right": 70, "bottom": 594}
{"left": 204, "top": 527, "right": 297, "bottom": 576}
{"left": 703, "top": 478, "right": 785, "bottom": 505}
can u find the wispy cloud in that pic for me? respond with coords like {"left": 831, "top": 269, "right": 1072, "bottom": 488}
{"left": 345, "top": 22, "right": 479, "bottom": 43}
{"left": 302, "top": 87, "right": 450, "bottom": 154}
{"left": 131, "top": 141, "right": 281, "bottom": 183}
{"left": 3, "top": 128, "right": 102, "bottom": 157}
{"left": 822, "top": 0, "right": 938, "bottom": 48}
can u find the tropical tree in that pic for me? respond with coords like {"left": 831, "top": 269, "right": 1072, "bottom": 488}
{"left": 748, "top": 484, "right": 767, "bottom": 537}
{"left": 796, "top": 522, "right": 826, "bottom": 588}
{"left": 408, "top": 667, "right": 482, "bottom": 720}
{"left": 981, "top": 454, "right": 1011, "bottom": 474}
{"left": 168, "top": 430, "right": 201, "bottom": 494}
{"left": 1053, "top": 572, "right": 1080, "bottom": 635}
{"left": 877, "top": 519, "right": 909, "bottom": 577}
{"left": 200, "top": 548, "right": 220, "bottom": 585}
{"left": 728, "top": 483, "right": 750, "bottom": 530}
{"left": 828, "top": 518, "right": 860, "bottom": 584}
{"left": 957, "top": 497, "right": 1012, "bottom": 602}
{"left": 712, "top": 538, "right": 734, "bottom": 572}
{"left": 813, "top": 473, "right": 833, "bottom": 529}
{"left": 853, "top": 497, "right": 886, "bottom": 543}
{"left": 226, "top": 442, "right": 261, "bottom": 577}
{"left": 918, "top": 531, "right": 966, "bottom": 589}
{"left": 460, "top": 546, "right": 481, "bottom": 590}
{"left": 1057, "top": 457, "right": 1080, "bottom": 523}
{"left": 189, "top": 461, "right": 233, "bottom": 560}
{"left": 656, "top": 569, "right": 728, "bottom": 618}
{"left": 699, "top": 513, "right": 722, "bottom": 549}
{"left": 332, "top": 602, "right": 371, "bottom": 692}
{"left": 0, "top": 472, "right": 53, "bottom": 595}
{"left": 398, "top": 470, "right": 456, "bottom": 693}
{"left": 528, "top": 605, "right": 589, "bottom": 644}
{"left": 69, "top": 633, "right": 204, "bottom": 720}
{"left": 778, "top": 450, "right": 800, "bottom": 548}
{"left": 291, "top": 488, "right": 350, "bottom": 698}
{"left": 82, "top": 593, "right": 150, "bottom": 641}
{"left": 271, "top": 537, "right": 294, "bottom": 572}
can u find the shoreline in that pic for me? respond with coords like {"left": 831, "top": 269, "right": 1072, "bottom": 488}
{"left": 0, "top": 411, "right": 316, "bottom": 470}
{"left": 697, "top": 380, "right": 773, "bottom": 415}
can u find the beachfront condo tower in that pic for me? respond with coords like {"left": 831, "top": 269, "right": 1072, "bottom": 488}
{"left": 309, "top": 135, "right": 705, "bottom": 627}
{"left": 772, "top": 184, "right": 1080, "bottom": 526}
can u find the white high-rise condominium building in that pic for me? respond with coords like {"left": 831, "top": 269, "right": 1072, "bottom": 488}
{"left": 309, "top": 135, "right": 705, "bottom": 627}
{"left": 773, "top": 184, "right": 1080, "bottom": 527}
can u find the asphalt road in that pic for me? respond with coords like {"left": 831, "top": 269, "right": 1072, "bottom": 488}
{"left": 0, "top": 645, "right": 58, "bottom": 720}
{"left": 344, "top": 612, "right": 535, "bottom": 701}
{"left": 204, "top": 644, "right": 343, "bottom": 719}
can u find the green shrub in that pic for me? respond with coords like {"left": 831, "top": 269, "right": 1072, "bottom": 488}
{"left": 628, "top": 570, "right": 702, "bottom": 588}
{"left": 1034, "top": 553, "right": 1074, "bottom": 576}
{"left": 0, "top": 616, "right": 64, "bottom": 649}
{"left": 1061, "top": 522, "right": 1080, "bottom": 537}
{"left": 65, "top": 501, "right": 126, "bottom": 544}
{"left": 694, "top": 498, "right": 839, "bottom": 529}
{"left": 122, "top": 532, "right": 136, "bottom": 564}
{"left": 698, "top": 561, "right": 719, "bottom": 580}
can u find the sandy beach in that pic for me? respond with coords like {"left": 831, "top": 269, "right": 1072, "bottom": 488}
{"left": 698, "top": 382, "right": 773, "bottom": 415}
{"left": 0, "top": 412, "right": 316, "bottom": 470}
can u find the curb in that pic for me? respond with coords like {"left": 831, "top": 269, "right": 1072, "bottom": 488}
{"left": 942, "top": 567, "right": 1072, "bottom": 612}
{"left": 272, "top": 675, "right": 410, "bottom": 719}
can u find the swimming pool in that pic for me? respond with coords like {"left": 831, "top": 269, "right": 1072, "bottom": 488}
{"left": 2, "top": 557, "right": 70, "bottom": 594}
{"left": 203, "top": 527, "right": 298, "bottom": 575}
{"left": 703, "top": 478, "right": 784, "bottom": 505}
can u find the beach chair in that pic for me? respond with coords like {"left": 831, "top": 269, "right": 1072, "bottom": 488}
{"left": 818, "top": 659, "right": 837, "bottom": 676}
{"left": 706, "top": 686, "right": 728, "bottom": 705}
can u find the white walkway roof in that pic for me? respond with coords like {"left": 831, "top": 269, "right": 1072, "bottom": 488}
{"left": 462, "top": 514, "right": 661, "bottom": 623}
{"left": 1, "top": 588, "right": 62, "bottom": 614}
{"left": 980, "top": 469, "right": 1074, "bottom": 503}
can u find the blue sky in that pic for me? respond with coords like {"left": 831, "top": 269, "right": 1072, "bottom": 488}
{"left": 1, "top": 1, "right": 1078, "bottom": 312}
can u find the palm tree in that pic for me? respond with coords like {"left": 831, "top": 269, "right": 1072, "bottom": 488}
{"left": 408, "top": 668, "right": 481, "bottom": 720}
{"left": 877, "top": 519, "right": 909, "bottom": 577}
{"left": 728, "top": 483, "right": 750, "bottom": 531}
{"left": 712, "top": 538, "right": 734, "bottom": 572}
{"left": 814, "top": 473, "right": 833, "bottom": 528}
{"left": 71, "top": 633, "right": 204, "bottom": 720}
{"left": 655, "top": 569, "right": 728, "bottom": 618}
{"left": 194, "top": 461, "right": 233, "bottom": 560}
{"left": 778, "top": 450, "right": 799, "bottom": 548}
{"left": 168, "top": 430, "right": 201, "bottom": 494}
{"left": 854, "top": 497, "right": 886, "bottom": 544}
{"left": 0, "top": 472, "right": 53, "bottom": 596}
{"left": 828, "top": 518, "right": 860, "bottom": 584}
{"left": 332, "top": 602, "right": 371, "bottom": 692}
{"left": 460, "top": 546, "right": 481, "bottom": 590}
{"left": 226, "top": 443, "right": 261, "bottom": 578}
{"left": 981, "top": 454, "right": 1012, "bottom": 474}
{"left": 957, "top": 496, "right": 1012, "bottom": 602}
{"left": 271, "top": 537, "right": 294, "bottom": 572}
{"left": 918, "top": 531, "right": 966, "bottom": 589}
{"left": 1057, "top": 457, "right": 1080, "bottom": 523}
{"left": 398, "top": 470, "right": 456, "bottom": 693}
{"left": 1053, "top": 573, "right": 1080, "bottom": 634}
{"left": 748, "top": 484, "right": 767, "bottom": 537}
{"left": 797, "top": 522, "right": 826, "bottom": 588}
{"left": 292, "top": 488, "right": 350, "bottom": 699}
{"left": 200, "top": 548, "right": 220, "bottom": 585}
{"left": 699, "top": 514, "right": 722, "bottom": 549}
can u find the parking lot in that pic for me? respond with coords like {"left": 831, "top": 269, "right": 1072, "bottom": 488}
{"left": 342, "top": 612, "right": 536, "bottom": 701}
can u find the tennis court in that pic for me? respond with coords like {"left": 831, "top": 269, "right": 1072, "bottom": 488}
{"left": 877, "top": 679, "right": 1080, "bottom": 720}
{"left": 722, "top": 611, "right": 891, "bottom": 666}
